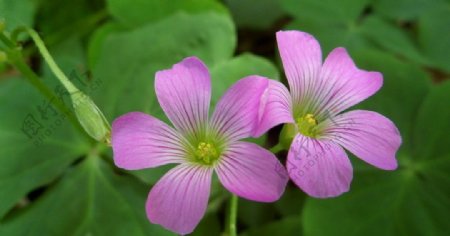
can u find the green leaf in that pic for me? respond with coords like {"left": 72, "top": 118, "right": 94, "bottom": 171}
{"left": 224, "top": 0, "right": 284, "bottom": 29}
{"left": 274, "top": 185, "right": 306, "bottom": 216}
{"left": 90, "top": 12, "right": 235, "bottom": 121}
{"left": 418, "top": 7, "right": 450, "bottom": 72}
{"left": 414, "top": 81, "right": 450, "bottom": 160}
{"left": 0, "top": 78, "right": 88, "bottom": 219}
{"left": 107, "top": 0, "right": 227, "bottom": 27}
{"left": 285, "top": 19, "right": 370, "bottom": 55}
{"left": 242, "top": 216, "right": 302, "bottom": 236}
{"left": 238, "top": 198, "right": 278, "bottom": 227}
{"left": 282, "top": 0, "right": 372, "bottom": 55}
{"left": 0, "top": 156, "right": 174, "bottom": 235}
{"left": 372, "top": 0, "right": 446, "bottom": 21}
{"left": 130, "top": 165, "right": 173, "bottom": 185}
{"left": 87, "top": 22, "right": 124, "bottom": 68}
{"left": 281, "top": 0, "right": 371, "bottom": 53}
{"left": 281, "top": 0, "right": 370, "bottom": 25}
{"left": 35, "top": 0, "right": 104, "bottom": 36}
{"left": 210, "top": 53, "right": 279, "bottom": 104}
{"left": 359, "top": 16, "right": 427, "bottom": 66}
{"left": 0, "top": 0, "right": 36, "bottom": 31}
{"left": 190, "top": 213, "right": 221, "bottom": 236}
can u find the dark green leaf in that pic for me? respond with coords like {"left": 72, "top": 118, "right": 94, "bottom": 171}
{"left": 242, "top": 216, "right": 302, "bottom": 236}
{"left": 418, "top": 7, "right": 450, "bottom": 72}
{"left": 224, "top": 0, "right": 284, "bottom": 29}
{"left": 0, "top": 78, "right": 88, "bottom": 219}
{"left": 359, "top": 16, "right": 427, "bottom": 65}
{"left": 281, "top": 0, "right": 369, "bottom": 24}
{"left": 0, "top": 0, "right": 36, "bottom": 31}
{"left": 0, "top": 156, "right": 174, "bottom": 235}
{"left": 107, "top": 0, "right": 227, "bottom": 27}
{"left": 373, "top": 0, "right": 445, "bottom": 21}
{"left": 413, "top": 81, "right": 450, "bottom": 160}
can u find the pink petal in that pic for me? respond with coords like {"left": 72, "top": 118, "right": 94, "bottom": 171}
{"left": 322, "top": 110, "right": 401, "bottom": 170}
{"left": 146, "top": 164, "right": 213, "bottom": 235}
{"left": 112, "top": 112, "right": 186, "bottom": 170}
{"left": 314, "top": 48, "right": 383, "bottom": 117}
{"left": 155, "top": 57, "right": 211, "bottom": 136}
{"left": 210, "top": 76, "right": 269, "bottom": 141}
{"left": 253, "top": 80, "right": 295, "bottom": 137}
{"left": 276, "top": 30, "right": 322, "bottom": 105}
{"left": 215, "top": 141, "right": 289, "bottom": 202}
{"left": 287, "top": 134, "right": 353, "bottom": 198}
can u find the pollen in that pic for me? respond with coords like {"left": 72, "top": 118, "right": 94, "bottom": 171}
{"left": 297, "top": 113, "right": 318, "bottom": 137}
{"left": 196, "top": 142, "right": 219, "bottom": 164}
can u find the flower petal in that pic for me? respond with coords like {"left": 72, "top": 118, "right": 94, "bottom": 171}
{"left": 146, "top": 164, "right": 212, "bottom": 235}
{"left": 253, "top": 80, "right": 295, "bottom": 137}
{"left": 287, "top": 134, "right": 353, "bottom": 198}
{"left": 314, "top": 48, "right": 382, "bottom": 118}
{"left": 210, "top": 76, "right": 269, "bottom": 141}
{"left": 215, "top": 141, "right": 289, "bottom": 202}
{"left": 155, "top": 57, "right": 211, "bottom": 137}
{"left": 322, "top": 110, "right": 401, "bottom": 170}
{"left": 112, "top": 112, "right": 186, "bottom": 170}
{"left": 276, "top": 30, "right": 322, "bottom": 106}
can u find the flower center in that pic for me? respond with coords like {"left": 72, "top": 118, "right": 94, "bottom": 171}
{"left": 195, "top": 142, "right": 219, "bottom": 165}
{"left": 297, "top": 113, "right": 318, "bottom": 137}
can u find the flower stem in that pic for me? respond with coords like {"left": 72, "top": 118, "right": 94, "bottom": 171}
{"left": 269, "top": 142, "right": 284, "bottom": 153}
{"left": 229, "top": 194, "right": 238, "bottom": 236}
{"left": 24, "top": 28, "right": 79, "bottom": 93}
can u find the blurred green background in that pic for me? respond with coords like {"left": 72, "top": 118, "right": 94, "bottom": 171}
{"left": 1, "top": 0, "right": 449, "bottom": 235}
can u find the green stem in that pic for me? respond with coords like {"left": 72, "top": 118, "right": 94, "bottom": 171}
{"left": 269, "top": 142, "right": 284, "bottom": 153}
{"left": 229, "top": 194, "right": 238, "bottom": 236}
{"left": 0, "top": 32, "right": 15, "bottom": 48}
{"left": 24, "top": 28, "right": 79, "bottom": 93}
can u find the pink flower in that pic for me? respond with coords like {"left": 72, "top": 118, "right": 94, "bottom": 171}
{"left": 267, "top": 30, "right": 402, "bottom": 198}
{"left": 111, "top": 57, "right": 288, "bottom": 234}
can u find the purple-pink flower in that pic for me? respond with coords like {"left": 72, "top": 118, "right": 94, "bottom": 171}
{"left": 111, "top": 57, "right": 288, "bottom": 234}
{"left": 268, "top": 30, "right": 402, "bottom": 198}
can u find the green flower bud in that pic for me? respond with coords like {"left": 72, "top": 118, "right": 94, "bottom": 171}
{"left": 71, "top": 92, "right": 110, "bottom": 142}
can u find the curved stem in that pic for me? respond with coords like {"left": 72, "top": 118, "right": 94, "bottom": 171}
{"left": 229, "top": 194, "right": 238, "bottom": 236}
{"left": 24, "top": 28, "right": 79, "bottom": 93}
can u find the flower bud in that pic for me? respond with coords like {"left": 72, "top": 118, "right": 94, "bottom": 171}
{"left": 71, "top": 92, "right": 110, "bottom": 142}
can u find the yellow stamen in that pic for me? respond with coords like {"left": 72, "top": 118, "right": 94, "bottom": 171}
{"left": 196, "top": 142, "right": 218, "bottom": 164}
{"left": 297, "top": 113, "right": 318, "bottom": 137}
